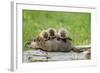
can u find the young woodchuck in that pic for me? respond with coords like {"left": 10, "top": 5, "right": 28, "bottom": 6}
{"left": 27, "top": 37, "right": 72, "bottom": 52}
{"left": 57, "top": 28, "right": 72, "bottom": 42}
{"left": 38, "top": 30, "right": 49, "bottom": 41}
{"left": 47, "top": 28, "right": 57, "bottom": 40}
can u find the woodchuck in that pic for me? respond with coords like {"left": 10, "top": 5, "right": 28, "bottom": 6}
{"left": 27, "top": 36, "right": 72, "bottom": 52}
{"left": 38, "top": 30, "right": 49, "bottom": 41}
{"left": 57, "top": 28, "right": 72, "bottom": 42}
{"left": 47, "top": 28, "right": 57, "bottom": 40}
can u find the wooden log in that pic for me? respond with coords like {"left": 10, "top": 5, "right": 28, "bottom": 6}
{"left": 75, "top": 45, "right": 91, "bottom": 49}
{"left": 23, "top": 45, "right": 91, "bottom": 63}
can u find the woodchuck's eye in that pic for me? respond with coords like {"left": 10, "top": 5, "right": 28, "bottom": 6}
{"left": 61, "top": 33, "right": 66, "bottom": 38}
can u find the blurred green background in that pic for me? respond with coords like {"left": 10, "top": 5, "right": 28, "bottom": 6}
{"left": 23, "top": 10, "right": 91, "bottom": 51}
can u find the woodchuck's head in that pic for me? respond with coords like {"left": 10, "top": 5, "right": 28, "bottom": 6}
{"left": 57, "top": 28, "right": 72, "bottom": 42}
{"left": 39, "top": 30, "right": 49, "bottom": 41}
{"left": 58, "top": 28, "right": 68, "bottom": 38}
{"left": 26, "top": 36, "right": 46, "bottom": 49}
{"left": 47, "top": 28, "right": 57, "bottom": 40}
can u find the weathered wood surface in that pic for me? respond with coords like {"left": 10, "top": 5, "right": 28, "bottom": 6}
{"left": 75, "top": 45, "right": 91, "bottom": 49}
{"left": 23, "top": 45, "right": 91, "bottom": 63}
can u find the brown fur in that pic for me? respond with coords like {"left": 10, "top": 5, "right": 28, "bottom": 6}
{"left": 38, "top": 30, "right": 49, "bottom": 41}
{"left": 27, "top": 38, "right": 73, "bottom": 52}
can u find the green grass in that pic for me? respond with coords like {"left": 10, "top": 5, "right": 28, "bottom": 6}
{"left": 23, "top": 10, "right": 91, "bottom": 51}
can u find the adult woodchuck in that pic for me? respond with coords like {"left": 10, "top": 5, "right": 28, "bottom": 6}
{"left": 27, "top": 37, "right": 72, "bottom": 52}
